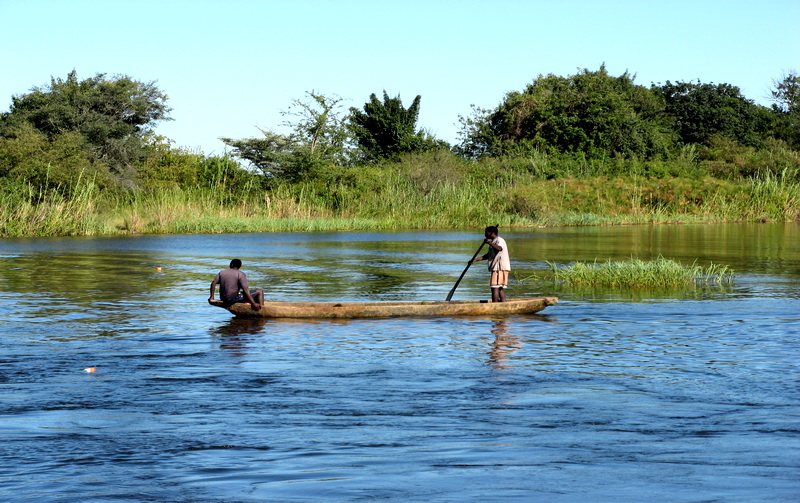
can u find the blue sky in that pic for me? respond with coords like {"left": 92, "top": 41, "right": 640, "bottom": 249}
{"left": 2, "top": 0, "right": 798, "bottom": 156}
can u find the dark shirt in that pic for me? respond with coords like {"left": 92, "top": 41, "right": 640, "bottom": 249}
{"left": 214, "top": 268, "right": 249, "bottom": 303}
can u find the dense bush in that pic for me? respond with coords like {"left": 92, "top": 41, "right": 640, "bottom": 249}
{"left": 458, "top": 66, "right": 675, "bottom": 159}
{"left": 653, "top": 80, "right": 773, "bottom": 147}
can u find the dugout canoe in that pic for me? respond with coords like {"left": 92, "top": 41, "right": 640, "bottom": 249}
{"left": 208, "top": 297, "right": 558, "bottom": 319}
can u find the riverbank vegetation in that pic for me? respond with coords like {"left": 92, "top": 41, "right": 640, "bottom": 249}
{"left": 1, "top": 67, "right": 798, "bottom": 237}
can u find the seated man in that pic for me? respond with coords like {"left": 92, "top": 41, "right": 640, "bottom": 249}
{"left": 209, "top": 259, "right": 263, "bottom": 311}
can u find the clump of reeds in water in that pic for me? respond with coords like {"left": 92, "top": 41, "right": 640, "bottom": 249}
{"left": 549, "top": 256, "right": 734, "bottom": 288}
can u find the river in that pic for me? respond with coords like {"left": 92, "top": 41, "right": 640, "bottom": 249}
{"left": 1, "top": 223, "right": 798, "bottom": 501}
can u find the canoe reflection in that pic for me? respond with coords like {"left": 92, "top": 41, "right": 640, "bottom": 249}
{"left": 212, "top": 318, "right": 270, "bottom": 358}
{"left": 212, "top": 317, "right": 353, "bottom": 357}
{"left": 213, "top": 317, "right": 271, "bottom": 337}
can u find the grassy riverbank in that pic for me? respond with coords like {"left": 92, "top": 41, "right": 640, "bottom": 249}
{"left": 2, "top": 149, "right": 799, "bottom": 237}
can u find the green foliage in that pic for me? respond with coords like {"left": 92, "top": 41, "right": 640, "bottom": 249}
{"left": 0, "top": 175, "right": 101, "bottom": 236}
{"left": 282, "top": 91, "right": 352, "bottom": 164}
{"left": 222, "top": 91, "right": 352, "bottom": 180}
{"left": 221, "top": 129, "right": 297, "bottom": 178}
{"left": 653, "top": 80, "right": 772, "bottom": 147}
{"left": 348, "top": 91, "right": 440, "bottom": 162}
{"left": 137, "top": 138, "right": 255, "bottom": 190}
{"left": 3, "top": 66, "right": 799, "bottom": 237}
{"left": 458, "top": 65, "right": 674, "bottom": 159}
{"left": 197, "top": 154, "right": 257, "bottom": 190}
{"left": 550, "top": 256, "right": 734, "bottom": 288}
{"left": 770, "top": 70, "right": 800, "bottom": 113}
{"left": 0, "top": 122, "right": 109, "bottom": 192}
{"left": 138, "top": 138, "right": 203, "bottom": 187}
{"left": 3, "top": 148, "right": 800, "bottom": 237}
{"left": 769, "top": 71, "right": 800, "bottom": 149}
{"left": 696, "top": 136, "right": 800, "bottom": 179}
{"left": 455, "top": 105, "right": 505, "bottom": 158}
{"left": 395, "top": 149, "right": 471, "bottom": 194}
{"left": 1, "top": 70, "right": 171, "bottom": 181}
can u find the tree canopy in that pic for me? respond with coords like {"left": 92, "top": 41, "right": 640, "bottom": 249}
{"left": 457, "top": 66, "right": 673, "bottom": 159}
{"left": 221, "top": 91, "right": 351, "bottom": 180}
{"left": 652, "top": 80, "right": 771, "bottom": 147}
{"left": 2, "top": 71, "right": 171, "bottom": 173}
{"left": 770, "top": 70, "right": 800, "bottom": 114}
{"left": 768, "top": 71, "right": 800, "bottom": 149}
{"left": 348, "top": 91, "right": 439, "bottom": 162}
{"left": 3, "top": 66, "right": 798, "bottom": 200}
{"left": 0, "top": 70, "right": 175, "bottom": 191}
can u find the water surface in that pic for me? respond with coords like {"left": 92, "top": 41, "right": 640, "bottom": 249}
{"left": 1, "top": 224, "right": 798, "bottom": 501}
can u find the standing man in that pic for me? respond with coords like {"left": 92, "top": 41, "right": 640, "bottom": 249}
{"left": 209, "top": 259, "right": 263, "bottom": 311}
{"left": 471, "top": 225, "right": 511, "bottom": 302}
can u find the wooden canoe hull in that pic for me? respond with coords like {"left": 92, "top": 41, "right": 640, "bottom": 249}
{"left": 209, "top": 297, "right": 558, "bottom": 319}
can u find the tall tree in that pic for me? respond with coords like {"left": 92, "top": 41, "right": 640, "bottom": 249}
{"left": 770, "top": 70, "right": 800, "bottom": 113}
{"left": 282, "top": 91, "right": 351, "bottom": 163}
{"left": 769, "top": 70, "right": 800, "bottom": 149}
{"left": 221, "top": 91, "right": 351, "bottom": 179}
{"left": 348, "top": 91, "right": 437, "bottom": 162}
{"left": 653, "top": 80, "right": 771, "bottom": 147}
{"left": 457, "top": 66, "right": 673, "bottom": 159}
{"left": 220, "top": 129, "right": 297, "bottom": 179}
{"left": 1, "top": 70, "right": 171, "bottom": 179}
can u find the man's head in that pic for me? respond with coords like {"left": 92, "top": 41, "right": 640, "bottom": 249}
{"left": 229, "top": 259, "right": 243, "bottom": 269}
{"left": 484, "top": 225, "right": 498, "bottom": 239}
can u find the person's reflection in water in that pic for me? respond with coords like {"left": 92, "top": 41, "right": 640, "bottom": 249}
{"left": 488, "top": 320, "right": 522, "bottom": 369}
{"left": 212, "top": 317, "right": 270, "bottom": 359}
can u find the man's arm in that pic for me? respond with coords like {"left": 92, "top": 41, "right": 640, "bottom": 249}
{"left": 485, "top": 238, "right": 503, "bottom": 251}
{"left": 209, "top": 277, "right": 218, "bottom": 301}
{"left": 472, "top": 254, "right": 487, "bottom": 264}
{"left": 242, "top": 289, "right": 261, "bottom": 311}
{"left": 239, "top": 273, "right": 261, "bottom": 310}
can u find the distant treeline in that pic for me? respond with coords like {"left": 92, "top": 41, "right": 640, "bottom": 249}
{"left": 1, "top": 66, "right": 799, "bottom": 193}
{"left": 1, "top": 66, "right": 799, "bottom": 237}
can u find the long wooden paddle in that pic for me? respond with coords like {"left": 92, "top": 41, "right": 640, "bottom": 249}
{"left": 446, "top": 240, "right": 486, "bottom": 301}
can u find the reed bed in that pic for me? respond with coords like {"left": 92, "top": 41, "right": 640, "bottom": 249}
{"left": 0, "top": 177, "right": 101, "bottom": 237}
{"left": 549, "top": 256, "right": 735, "bottom": 288}
{"left": 1, "top": 156, "right": 799, "bottom": 237}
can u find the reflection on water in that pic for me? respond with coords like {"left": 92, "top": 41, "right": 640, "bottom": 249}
{"left": 212, "top": 317, "right": 271, "bottom": 359}
{"left": 0, "top": 224, "right": 798, "bottom": 502}
{"left": 487, "top": 320, "right": 520, "bottom": 369}
{"left": 212, "top": 316, "right": 271, "bottom": 338}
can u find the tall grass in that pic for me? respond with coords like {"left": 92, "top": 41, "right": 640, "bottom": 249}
{"left": 1, "top": 149, "right": 799, "bottom": 237}
{"left": 0, "top": 174, "right": 100, "bottom": 237}
{"left": 549, "top": 256, "right": 735, "bottom": 288}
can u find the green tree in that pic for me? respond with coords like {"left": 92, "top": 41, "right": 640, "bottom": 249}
{"left": 222, "top": 91, "right": 352, "bottom": 180}
{"left": 282, "top": 91, "right": 351, "bottom": 164}
{"left": 1, "top": 70, "right": 171, "bottom": 183}
{"left": 348, "top": 91, "right": 440, "bottom": 162}
{"left": 770, "top": 70, "right": 800, "bottom": 113}
{"left": 137, "top": 138, "right": 253, "bottom": 192}
{"left": 220, "top": 129, "right": 297, "bottom": 179}
{"left": 456, "top": 105, "right": 499, "bottom": 158}
{"left": 769, "top": 71, "right": 800, "bottom": 149}
{"left": 0, "top": 122, "right": 109, "bottom": 192}
{"left": 457, "top": 66, "right": 673, "bottom": 159}
{"left": 653, "top": 80, "right": 771, "bottom": 147}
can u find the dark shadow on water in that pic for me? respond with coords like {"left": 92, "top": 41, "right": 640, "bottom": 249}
{"left": 212, "top": 317, "right": 271, "bottom": 338}
{"left": 211, "top": 317, "right": 271, "bottom": 358}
